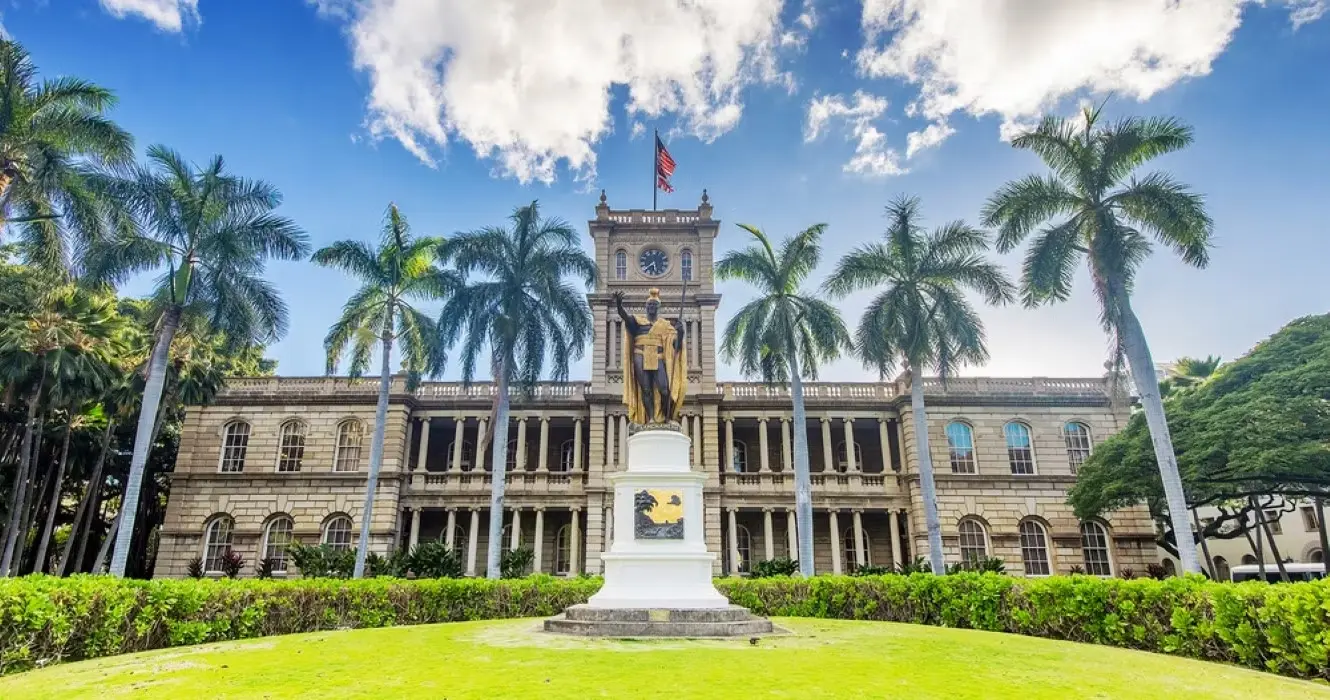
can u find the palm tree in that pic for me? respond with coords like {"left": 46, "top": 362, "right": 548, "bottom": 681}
{"left": 826, "top": 196, "right": 1014, "bottom": 575}
{"left": 714, "top": 223, "right": 849, "bottom": 576}
{"left": 439, "top": 201, "right": 596, "bottom": 579}
{"left": 981, "top": 106, "right": 1213, "bottom": 573}
{"left": 0, "top": 39, "right": 133, "bottom": 271}
{"left": 0, "top": 283, "right": 122, "bottom": 574}
{"left": 1160, "top": 355, "right": 1222, "bottom": 397}
{"left": 313, "top": 203, "right": 459, "bottom": 578}
{"left": 83, "top": 145, "right": 310, "bottom": 577}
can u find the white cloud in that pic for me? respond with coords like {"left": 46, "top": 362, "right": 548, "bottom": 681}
{"left": 796, "top": 0, "right": 818, "bottom": 30}
{"left": 855, "top": 0, "right": 1325, "bottom": 151}
{"left": 99, "top": 0, "right": 198, "bottom": 32}
{"left": 630, "top": 121, "right": 646, "bottom": 139}
{"left": 805, "top": 91, "right": 906, "bottom": 177}
{"left": 312, "top": 0, "right": 791, "bottom": 184}
{"left": 904, "top": 120, "right": 953, "bottom": 158}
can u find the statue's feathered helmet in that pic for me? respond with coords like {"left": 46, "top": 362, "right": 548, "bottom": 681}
{"left": 645, "top": 287, "right": 661, "bottom": 311}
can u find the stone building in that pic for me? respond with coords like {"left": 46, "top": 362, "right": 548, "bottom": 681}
{"left": 155, "top": 194, "right": 1156, "bottom": 579}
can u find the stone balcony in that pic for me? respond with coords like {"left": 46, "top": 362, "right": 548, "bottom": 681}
{"left": 404, "top": 470, "right": 588, "bottom": 496}
{"left": 718, "top": 471, "right": 900, "bottom": 497}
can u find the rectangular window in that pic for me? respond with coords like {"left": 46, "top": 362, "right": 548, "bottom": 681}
{"left": 1301, "top": 506, "right": 1319, "bottom": 533}
{"left": 1263, "top": 510, "right": 1282, "bottom": 535}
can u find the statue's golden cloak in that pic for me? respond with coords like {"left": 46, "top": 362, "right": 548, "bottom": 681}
{"left": 622, "top": 316, "right": 687, "bottom": 424}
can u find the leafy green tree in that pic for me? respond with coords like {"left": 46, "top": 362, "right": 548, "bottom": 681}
{"left": 0, "top": 39, "right": 133, "bottom": 271}
{"left": 981, "top": 105, "right": 1214, "bottom": 573}
{"left": 714, "top": 223, "right": 850, "bottom": 576}
{"left": 438, "top": 201, "right": 595, "bottom": 579}
{"left": 826, "top": 196, "right": 1013, "bottom": 574}
{"left": 1070, "top": 313, "right": 1330, "bottom": 559}
{"left": 84, "top": 146, "right": 309, "bottom": 577}
{"left": 313, "top": 204, "right": 459, "bottom": 578}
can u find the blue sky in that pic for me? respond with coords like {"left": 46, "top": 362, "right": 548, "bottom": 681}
{"left": 6, "top": 1, "right": 1329, "bottom": 381}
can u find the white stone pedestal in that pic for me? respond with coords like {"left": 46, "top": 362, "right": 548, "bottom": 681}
{"left": 587, "top": 429, "right": 730, "bottom": 609}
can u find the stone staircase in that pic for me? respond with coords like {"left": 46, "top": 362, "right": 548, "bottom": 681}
{"left": 544, "top": 605, "right": 775, "bottom": 637}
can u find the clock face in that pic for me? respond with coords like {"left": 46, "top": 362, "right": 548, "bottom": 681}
{"left": 638, "top": 248, "right": 669, "bottom": 277}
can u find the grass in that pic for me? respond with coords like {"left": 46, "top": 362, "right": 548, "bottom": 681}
{"left": 2, "top": 618, "right": 1327, "bottom": 699}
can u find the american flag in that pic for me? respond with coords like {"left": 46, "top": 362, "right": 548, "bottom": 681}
{"left": 656, "top": 135, "right": 675, "bottom": 193}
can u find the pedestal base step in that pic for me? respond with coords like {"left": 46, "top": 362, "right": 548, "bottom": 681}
{"left": 544, "top": 605, "right": 775, "bottom": 637}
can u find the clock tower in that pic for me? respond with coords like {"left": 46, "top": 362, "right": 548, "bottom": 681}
{"left": 588, "top": 190, "right": 720, "bottom": 398}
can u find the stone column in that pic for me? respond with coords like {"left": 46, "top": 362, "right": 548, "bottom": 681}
{"left": 888, "top": 509, "right": 903, "bottom": 568}
{"left": 445, "top": 508, "right": 457, "bottom": 550}
{"left": 763, "top": 508, "right": 775, "bottom": 561}
{"left": 570, "top": 509, "right": 582, "bottom": 575}
{"left": 618, "top": 415, "right": 628, "bottom": 466}
{"left": 408, "top": 507, "right": 421, "bottom": 550}
{"left": 572, "top": 419, "right": 584, "bottom": 471}
{"left": 844, "top": 418, "right": 858, "bottom": 472}
{"left": 451, "top": 416, "right": 465, "bottom": 471}
{"left": 821, "top": 417, "right": 834, "bottom": 472}
{"left": 510, "top": 508, "right": 522, "bottom": 550}
{"left": 758, "top": 418, "right": 771, "bottom": 472}
{"left": 537, "top": 417, "right": 550, "bottom": 471}
{"left": 852, "top": 510, "right": 866, "bottom": 567}
{"left": 475, "top": 418, "right": 488, "bottom": 472}
{"left": 533, "top": 508, "right": 545, "bottom": 573}
{"left": 466, "top": 509, "right": 480, "bottom": 576}
{"left": 724, "top": 418, "right": 735, "bottom": 473}
{"left": 606, "top": 415, "right": 616, "bottom": 468}
{"left": 878, "top": 418, "right": 891, "bottom": 472}
{"left": 786, "top": 509, "right": 798, "bottom": 561}
{"left": 829, "top": 510, "right": 842, "bottom": 575}
{"left": 781, "top": 418, "right": 792, "bottom": 472}
{"left": 605, "top": 505, "right": 614, "bottom": 546}
{"left": 681, "top": 413, "right": 690, "bottom": 439}
{"left": 403, "top": 419, "right": 415, "bottom": 469}
{"left": 417, "top": 417, "right": 432, "bottom": 472}
{"left": 692, "top": 415, "right": 702, "bottom": 465}
{"left": 516, "top": 417, "right": 528, "bottom": 471}
{"left": 727, "top": 508, "right": 741, "bottom": 576}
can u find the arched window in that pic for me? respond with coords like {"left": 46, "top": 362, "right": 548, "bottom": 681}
{"left": 722, "top": 524, "right": 752, "bottom": 574}
{"left": 443, "top": 441, "right": 474, "bottom": 470}
{"left": 219, "top": 421, "right": 251, "bottom": 472}
{"left": 1079, "top": 521, "right": 1112, "bottom": 576}
{"left": 680, "top": 250, "right": 693, "bottom": 281}
{"left": 202, "top": 515, "right": 235, "bottom": 574}
{"left": 615, "top": 250, "right": 627, "bottom": 280}
{"left": 335, "top": 420, "right": 364, "bottom": 472}
{"left": 842, "top": 528, "right": 872, "bottom": 572}
{"left": 277, "top": 420, "right": 307, "bottom": 472}
{"left": 1019, "top": 520, "right": 1051, "bottom": 576}
{"left": 446, "top": 524, "right": 467, "bottom": 557}
{"left": 1212, "top": 556, "right": 1231, "bottom": 581}
{"left": 559, "top": 439, "right": 576, "bottom": 472}
{"left": 1310, "top": 549, "right": 1325, "bottom": 563}
{"left": 322, "top": 515, "right": 354, "bottom": 551}
{"left": 958, "top": 518, "right": 989, "bottom": 563}
{"left": 1240, "top": 554, "right": 1258, "bottom": 566}
{"left": 1161, "top": 559, "right": 1177, "bottom": 577}
{"left": 554, "top": 524, "right": 573, "bottom": 574}
{"left": 835, "top": 442, "right": 864, "bottom": 473}
{"left": 731, "top": 441, "right": 748, "bottom": 473}
{"left": 945, "top": 421, "right": 976, "bottom": 474}
{"left": 263, "top": 516, "right": 294, "bottom": 574}
{"left": 1063, "top": 422, "right": 1092, "bottom": 472}
{"left": 1005, "top": 422, "right": 1035, "bottom": 475}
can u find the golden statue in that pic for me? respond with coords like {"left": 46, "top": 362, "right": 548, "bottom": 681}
{"left": 613, "top": 288, "right": 687, "bottom": 425}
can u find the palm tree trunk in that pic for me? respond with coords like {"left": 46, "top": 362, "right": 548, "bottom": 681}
{"left": 1117, "top": 302, "right": 1200, "bottom": 574}
{"left": 1, "top": 368, "right": 45, "bottom": 576}
{"left": 34, "top": 419, "right": 74, "bottom": 573}
{"left": 1316, "top": 497, "right": 1329, "bottom": 571}
{"left": 352, "top": 327, "right": 395, "bottom": 579}
{"left": 485, "top": 360, "right": 511, "bottom": 580}
{"left": 14, "top": 414, "right": 47, "bottom": 574}
{"left": 786, "top": 352, "right": 815, "bottom": 577}
{"left": 110, "top": 304, "right": 181, "bottom": 577}
{"left": 909, "top": 368, "right": 945, "bottom": 575}
{"left": 60, "top": 420, "right": 113, "bottom": 575}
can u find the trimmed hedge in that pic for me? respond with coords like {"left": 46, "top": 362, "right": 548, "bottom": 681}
{"left": 2, "top": 573, "right": 1327, "bottom": 679}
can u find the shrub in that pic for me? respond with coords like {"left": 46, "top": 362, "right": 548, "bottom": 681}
{"left": 894, "top": 557, "right": 932, "bottom": 574}
{"left": 946, "top": 557, "right": 1006, "bottom": 575}
{"left": 852, "top": 564, "right": 895, "bottom": 576}
{"left": 407, "top": 542, "right": 464, "bottom": 579}
{"left": 220, "top": 552, "right": 245, "bottom": 579}
{"left": 185, "top": 558, "right": 203, "bottom": 579}
{"left": 288, "top": 543, "right": 355, "bottom": 579}
{"left": 501, "top": 547, "right": 535, "bottom": 579}
{"left": 255, "top": 558, "right": 278, "bottom": 580}
{"left": 749, "top": 558, "right": 799, "bottom": 578}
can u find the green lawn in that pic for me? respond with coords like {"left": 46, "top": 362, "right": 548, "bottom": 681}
{"left": 2, "top": 618, "right": 1325, "bottom": 699}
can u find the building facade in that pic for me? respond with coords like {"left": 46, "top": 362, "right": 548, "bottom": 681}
{"left": 155, "top": 194, "right": 1157, "bottom": 579}
{"left": 1160, "top": 499, "right": 1327, "bottom": 580}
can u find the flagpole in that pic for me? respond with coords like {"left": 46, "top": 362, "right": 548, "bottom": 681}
{"left": 652, "top": 128, "right": 658, "bottom": 211}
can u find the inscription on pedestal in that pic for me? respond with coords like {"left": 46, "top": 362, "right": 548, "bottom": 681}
{"left": 634, "top": 489, "right": 685, "bottom": 540}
